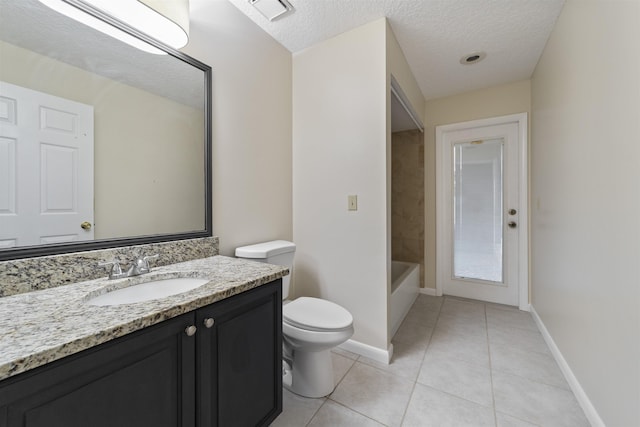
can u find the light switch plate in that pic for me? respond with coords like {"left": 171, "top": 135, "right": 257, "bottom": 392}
{"left": 348, "top": 195, "right": 358, "bottom": 211}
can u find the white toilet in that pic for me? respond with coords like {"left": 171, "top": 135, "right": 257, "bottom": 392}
{"left": 235, "top": 240, "right": 354, "bottom": 398}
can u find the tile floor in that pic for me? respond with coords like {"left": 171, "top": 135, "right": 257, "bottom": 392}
{"left": 271, "top": 295, "right": 590, "bottom": 427}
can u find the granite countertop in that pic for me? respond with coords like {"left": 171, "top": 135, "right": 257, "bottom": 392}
{"left": 0, "top": 255, "right": 288, "bottom": 381}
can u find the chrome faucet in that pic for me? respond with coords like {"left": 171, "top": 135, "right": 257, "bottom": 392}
{"left": 126, "top": 254, "right": 159, "bottom": 277}
{"left": 98, "top": 259, "right": 127, "bottom": 280}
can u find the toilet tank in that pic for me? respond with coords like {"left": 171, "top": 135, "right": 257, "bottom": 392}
{"left": 235, "top": 240, "right": 296, "bottom": 299}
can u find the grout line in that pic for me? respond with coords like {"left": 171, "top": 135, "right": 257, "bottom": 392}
{"left": 303, "top": 351, "right": 360, "bottom": 426}
{"left": 418, "top": 383, "right": 496, "bottom": 411}
{"left": 325, "top": 398, "right": 391, "bottom": 426}
{"left": 494, "top": 410, "right": 543, "bottom": 426}
{"left": 398, "top": 296, "right": 443, "bottom": 426}
{"left": 303, "top": 398, "right": 327, "bottom": 427}
{"left": 490, "top": 367, "right": 574, "bottom": 393}
{"left": 417, "top": 298, "right": 497, "bottom": 411}
{"left": 398, "top": 380, "right": 418, "bottom": 427}
{"left": 484, "top": 302, "right": 499, "bottom": 427}
{"left": 331, "top": 352, "right": 357, "bottom": 389}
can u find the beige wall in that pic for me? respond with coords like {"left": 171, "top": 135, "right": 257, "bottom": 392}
{"left": 423, "top": 80, "right": 531, "bottom": 289}
{"left": 0, "top": 40, "right": 204, "bottom": 240}
{"left": 182, "top": 0, "right": 292, "bottom": 256}
{"left": 530, "top": 1, "right": 640, "bottom": 425}
{"left": 386, "top": 21, "right": 425, "bottom": 123}
{"left": 293, "top": 18, "right": 389, "bottom": 351}
{"left": 392, "top": 130, "right": 425, "bottom": 287}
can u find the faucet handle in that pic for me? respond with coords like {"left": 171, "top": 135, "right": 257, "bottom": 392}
{"left": 132, "top": 254, "right": 158, "bottom": 275}
{"left": 98, "top": 260, "right": 126, "bottom": 279}
{"left": 141, "top": 254, "right": 159, "bottom": 271}
{"left": 143, "top": 254, "right": 159, "bottom": 264}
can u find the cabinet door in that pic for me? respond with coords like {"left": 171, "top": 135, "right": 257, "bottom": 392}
{"left": 0, "top": 313, "right": 196, "bottom": 427}
{"left": 197, "top": 280, "right": 282, "bottom": 427}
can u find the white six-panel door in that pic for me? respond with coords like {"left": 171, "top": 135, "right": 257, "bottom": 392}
{"left": 0, "top": 81, "right": 94, "bottom": 248}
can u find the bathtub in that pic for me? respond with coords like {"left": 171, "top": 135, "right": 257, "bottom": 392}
{"left": 390, "top": 261, "right": 420, "bottom": 338}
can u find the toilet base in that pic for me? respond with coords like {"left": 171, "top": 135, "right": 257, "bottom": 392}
{"left": 285, "top": 349, "right": 335, "bottom": 398}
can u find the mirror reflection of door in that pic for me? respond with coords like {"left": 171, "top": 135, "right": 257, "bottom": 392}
{"left": 0, "top": 81, "right": 94, "bottom": 248}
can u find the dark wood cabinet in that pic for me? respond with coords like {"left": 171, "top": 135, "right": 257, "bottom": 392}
{"left": 197, "top": 280, "right": 282, "bottom": 427}
{"left": 0, "top": 280, "right": 282, "bottom": 427}
{"left": 0, "top": 313, "right": 196, "bottom": 427}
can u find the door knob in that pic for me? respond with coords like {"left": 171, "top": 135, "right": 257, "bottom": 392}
{"left": 80, "top": 221, "right": 92, "bottom": 230}
{"left": 203, "top": 318, "right": 215, "bottom": 328}
{"left": 185, "top": 325, "right": 197, "bottom": 336}
{"left": 508, "top": 221, "right": 517, "bottom": 229}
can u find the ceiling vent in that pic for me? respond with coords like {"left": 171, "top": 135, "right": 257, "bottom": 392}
{"left": 249, "top": 0, "right": 294, "bottom": 21}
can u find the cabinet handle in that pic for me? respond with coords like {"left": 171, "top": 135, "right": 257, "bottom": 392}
{"left": 204, "top": 318, "right": 215, "bottom": 328}
{"left": 185, "top": 325, "right": 197, "bottom": 336}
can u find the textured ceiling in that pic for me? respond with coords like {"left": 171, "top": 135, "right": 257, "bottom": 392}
{"left": 0, "top": 0, "right": 204, "bottom": 109}
{"left": 227, "top": 0, "right": 565, "bottom": 101}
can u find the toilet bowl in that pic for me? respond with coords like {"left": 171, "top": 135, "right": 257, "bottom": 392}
{"left": 282, "top": 296, "right": 354, "bottom": 397}
{"left": 235, "top": 241, "right": 354, "bottom": 398}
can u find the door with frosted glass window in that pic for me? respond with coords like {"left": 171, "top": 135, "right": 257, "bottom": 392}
{"left": 436, "top": 119, "right": 525, "bottom": 306}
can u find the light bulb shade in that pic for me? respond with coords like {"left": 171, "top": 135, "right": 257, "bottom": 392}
{"left": 139, "top": 0, "right": 190, "bottom": 48}
{"left": 39, "top": 0, "right": 165, "bottom": 54}
{"left": 86, "top": 0, "right": 190, "bottom": 49}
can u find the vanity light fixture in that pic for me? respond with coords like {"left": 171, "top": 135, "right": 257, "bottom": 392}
{"left": 38, "top": 0, "right": 190, "bottom": 54}
{"left": 250, "top": 0, "right": 294, "bottom": 21}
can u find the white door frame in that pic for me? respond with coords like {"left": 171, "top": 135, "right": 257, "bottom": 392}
{"left": 435, "top": 113, "right": 529, "bottom": 311}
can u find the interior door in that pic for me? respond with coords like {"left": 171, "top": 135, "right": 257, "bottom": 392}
{"left": 437, "top": 119, "right": 524, "bottom": 306}
{"left": 0, "top": 81, "right": 94, "bottom": 248}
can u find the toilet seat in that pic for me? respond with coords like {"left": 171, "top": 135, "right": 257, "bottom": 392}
{"left": 283, "top": 297, "right": 353, "bottom": 332}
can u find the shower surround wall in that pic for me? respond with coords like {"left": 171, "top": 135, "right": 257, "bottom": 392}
{"left": 391, "top": 130, "right": 425, "bottom": 287}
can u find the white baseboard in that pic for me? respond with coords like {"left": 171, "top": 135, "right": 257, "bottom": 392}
{"left": 530, "top": 306, "right": 604, "bottom": 427}
{"left": 519, "top": 303, "right": 531, "bottom": 312}
{"left": 419, "top": 287, "right": 438, "bottom": 296}
{"left": 338, "top": 339, "right": 393, "bottom": 364}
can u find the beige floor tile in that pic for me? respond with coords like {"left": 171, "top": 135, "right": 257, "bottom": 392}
{"left": 411, "top": 294, "right": 444, "bottom": 311}
{"left": 331, "top": 352, "right": 356, "bottom": 388}
{"left": 485, "top": 301, "right": 523, "bottom": 313}
{"left": 417, "top": 351, "right": 493, "bottom": 406}
{"left": 402, "top": 296, "right": 442, "bottom": 325}
{"left": 359, "top": 339, "right": 427, "bottom": 381}
{"left": 488, "top": 323, "right": 551, "bottom": 355}
{"left": 434, "top": 311, "right": 488, "bottom": 340}
{"left": 308, "top": 400, "right": 385, "bottom": 427}
{"left": 440, "top": 297, "right": 486, "bottom": 320}
{"left": 402, "top": 383, "right": 495, "bottom": 427}
{"left": 276, "top": 294, "right": 587, "bottom": 427}
{"left": 392, "top": 316, "right": 434, "bottom": 348}
{"left": 428, "top": 329, "right": 490, "bottom": 367}
{"left": 493, "top": 371, "right": 589, "bottom": 426}
{"left": 496, "top": 412, "right": 540, "bottom": 427}
{"left": 486, "top": 306, "right": 538, "bottom": 331}
{"left": 490, "top": 342, "right": 569, "bottom": 389}
{"left": 330, "top": 362, "right": 414, "bottom": 427}
{"left": 270, "top": 389, "right": 325, "bottom": 427}
{"left": 332, "top": 347, "right": 360, "bottom": 361}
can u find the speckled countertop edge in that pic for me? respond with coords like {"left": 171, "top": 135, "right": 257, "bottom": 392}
{"left": 0, "top": 255, "right": 287, "bottom": 381}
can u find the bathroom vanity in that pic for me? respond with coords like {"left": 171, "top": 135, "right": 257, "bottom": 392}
{"left": 0, "top": 255, "right": 286, "bottom": 427}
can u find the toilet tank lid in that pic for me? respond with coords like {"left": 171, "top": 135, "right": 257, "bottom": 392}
{"left": 235, "top": 240, "right": 296, "bottom": 258}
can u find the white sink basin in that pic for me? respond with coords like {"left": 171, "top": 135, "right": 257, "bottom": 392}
{"left": 87, "top": 277, "right": 209, "bottom": 306}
